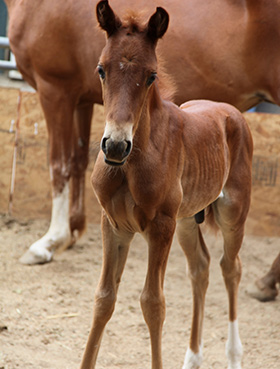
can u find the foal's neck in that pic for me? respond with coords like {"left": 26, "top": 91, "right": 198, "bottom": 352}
{"left": 132, "top": 82, "right": 168, "bottom": 153}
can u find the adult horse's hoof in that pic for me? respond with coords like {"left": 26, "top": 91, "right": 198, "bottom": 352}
{"left": 246, "top": 280, "right": 278, "bottom": 302}
{"left": 19, "top": 248, "right": 53, "bottom": 265}
{"left": 19, "top": 225, "right": 73, "bottom": 265}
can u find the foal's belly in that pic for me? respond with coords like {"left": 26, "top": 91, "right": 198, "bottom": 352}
{"left": 178, "top": 187, "right": 222, "bottom": 218}
{"left": 178, "top": 168, "right": 226, "bottom": 218}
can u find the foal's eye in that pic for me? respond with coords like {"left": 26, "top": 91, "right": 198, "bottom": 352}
{"left": 97, "top": 65, "right": 106, "bottom": 80}
{"left": 147, "top": 72, "right": 157, "bottom": 86}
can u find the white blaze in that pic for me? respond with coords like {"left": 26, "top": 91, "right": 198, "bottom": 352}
{"left": 102, "top": 120, "right": 133, "bottom": 144}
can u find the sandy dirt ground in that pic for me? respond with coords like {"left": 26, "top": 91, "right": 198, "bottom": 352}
{"left": 0, "top": 213, "right": 279, "bottom": 369}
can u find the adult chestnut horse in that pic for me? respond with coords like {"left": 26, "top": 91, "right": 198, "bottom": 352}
{"left": 4, "top": 0, "right": 280, "bottom": 264}
{"left": 80, "top": 1, "right": 253, "bottom": 368}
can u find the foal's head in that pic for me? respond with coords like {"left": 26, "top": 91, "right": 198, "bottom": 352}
{"left": 96, "top": 0, "right": 169, "bottom": 166}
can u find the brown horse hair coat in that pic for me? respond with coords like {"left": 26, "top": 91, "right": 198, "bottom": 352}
{"left": 80, "top": 2, "right": 253, "bottom": 369}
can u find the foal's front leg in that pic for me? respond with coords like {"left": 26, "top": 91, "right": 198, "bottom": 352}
{"left": 140, "top": 215, "right": 176, "bottom": 369}
{"left": 80, "top": 213, "right": 134, "bottom": 369}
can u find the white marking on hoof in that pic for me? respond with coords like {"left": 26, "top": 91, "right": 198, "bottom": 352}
{"left": 226, "top": 320, "right": 243, "bottom": 369}
{"left": 20, "top": 184, "right": 71, "bottom": 265}
{"left": 19, "top": 245, "right": 54, "bottom": 265}
{"left": 182, "top": 345, "right": 203, "bottom": 369}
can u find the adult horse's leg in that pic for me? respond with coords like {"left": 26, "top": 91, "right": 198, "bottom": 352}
{"left": 20, "top": 85, "right": 76, "bottom": 264}
{"left": 70, "top": 102, "right": 94, "bottom": 241}
{"left": 176, "top": 218, "right": 210, "bottom": 369}
{"left": 247, "top": 252, "right": 280, "bottom": 302}
{"left": 140, "top": 215, "right": 176, "bottom": 369}
{"left": 80, "top": 213, "right": 134, "bottom": 369}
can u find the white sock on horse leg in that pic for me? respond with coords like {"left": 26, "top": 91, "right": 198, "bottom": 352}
{"left": 20, "top": 183, "right": 71, "bottom": 264}
{"left": 226, "top": 320, "right": 243, "bottom": 369}
{"left": 182, "top": 343, "right": 203, "bottom": 369}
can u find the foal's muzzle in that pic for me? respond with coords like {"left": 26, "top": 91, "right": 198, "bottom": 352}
{"left": 101, "top": 137, "right": 132, "bottom": 166}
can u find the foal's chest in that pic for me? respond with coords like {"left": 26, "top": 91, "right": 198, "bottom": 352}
{"left": 102, "top": 185, "right": 150, "bottom": 233}
{"left": 92, "top": 167, "right": 147, "bottom": 233}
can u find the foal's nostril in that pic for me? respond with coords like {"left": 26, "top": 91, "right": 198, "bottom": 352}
{"left": 101, "top": 137, "right": 108, "bottom": 154}
{"left": 125, "top": 141, "right": 132, "bottom": 156}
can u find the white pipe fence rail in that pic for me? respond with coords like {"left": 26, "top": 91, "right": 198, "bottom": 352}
{"left": 0, "top": 36, "right": 17, "bottom": 70}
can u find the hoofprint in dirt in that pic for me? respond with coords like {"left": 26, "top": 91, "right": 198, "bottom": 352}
{"left": 0, "top": 214, "right": 279, "bottom": 369}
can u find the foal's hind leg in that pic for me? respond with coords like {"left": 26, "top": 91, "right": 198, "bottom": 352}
{"left": 80, "top": 213, "right": 134, "bottom": 369}
{"left": 219, "top": 229, "right": 243, "bottom": 369}
{"left": 70, "top": 102, "right": 93, "bottom": 241}
{"left": 212, "top": 191, "right": 250, "bottom": 369}
{"left": 177, "top": 218, "right": 210, "bottom": 369}
{"left": 20, "top": 86, "right": 76, "bottom": 264}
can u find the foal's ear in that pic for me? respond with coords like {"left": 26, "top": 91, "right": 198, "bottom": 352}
{"left": 147, "top": 7, "right": 169, "bottom": 43}
{"left": 96, "top": 0, "right": 121, "bottom": 37}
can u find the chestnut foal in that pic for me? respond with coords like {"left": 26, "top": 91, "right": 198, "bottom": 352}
{"left": 80, "top": 2, "right": 253, "bottom": 369}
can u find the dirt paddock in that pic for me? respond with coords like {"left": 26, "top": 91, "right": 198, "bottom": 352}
{"left": 0, "top": 214, "right": 279, "bottom": 369}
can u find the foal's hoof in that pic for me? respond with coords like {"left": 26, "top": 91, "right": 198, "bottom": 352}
{"left": 246, "top": 280, "right": 278, "bottom": 302}
{"left": 19, "top": 248, "right": 53, "bottom": 265}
